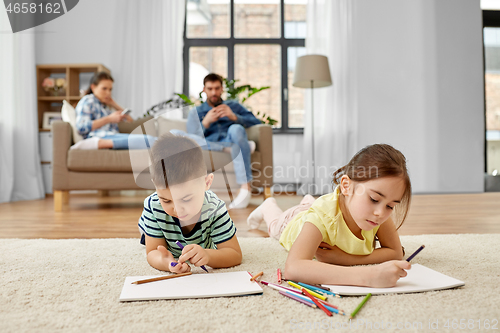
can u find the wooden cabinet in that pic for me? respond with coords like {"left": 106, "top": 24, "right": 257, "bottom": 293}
{"left": 39, "top": 131, "right": 53, "bottom": 194}
{"left": 36, "top": 63, "right": 110, "bottom": 132}
{"left": 36, "top": 63, "right": 110, "bottom": 194}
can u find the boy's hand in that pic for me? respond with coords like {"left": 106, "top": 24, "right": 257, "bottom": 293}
{"left": 369, "top": 260, "right": 410, "bottom": 288}
{"left": 178, "top": 244, "right": 209, "bottom": 268}
{"left": 157, "top": 245, "right": 191, "bottom": 273}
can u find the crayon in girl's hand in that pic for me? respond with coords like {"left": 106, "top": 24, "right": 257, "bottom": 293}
{"left": 406, "top": 245, "right": 425, "bottom": 262}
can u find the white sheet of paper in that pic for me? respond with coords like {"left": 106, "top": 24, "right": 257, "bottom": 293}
{"left": 119, "top": 271, "right": 263, "bottom": 302}
{"left": 322, "top": 264, "right": 465, "bottom": 296}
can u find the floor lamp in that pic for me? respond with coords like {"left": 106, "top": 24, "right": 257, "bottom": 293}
{"left": 293, "top": 54, "right": 332, "bottom": 194}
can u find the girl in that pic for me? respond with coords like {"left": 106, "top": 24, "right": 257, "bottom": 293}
{"left": 73, "top": 72, "right": 156, "bottom": 150}
{"left": 247, "top": 144, "right": 412, "bottom": 288}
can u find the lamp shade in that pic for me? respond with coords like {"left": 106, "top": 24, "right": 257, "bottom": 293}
{"left": 293, "top": 54, "right": 332, "bottom": 88}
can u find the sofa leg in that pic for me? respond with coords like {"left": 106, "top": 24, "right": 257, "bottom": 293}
{"left": 63, "top": 191, "right": 70, "bottom": 204}
{"left": 54, "top": 190, "right": 69, "bottom": 212}
{"left": 98, "top": 190, "right": 109, "bottom": 197}
{"left": 263, "top": 186, "right": 272, "bottom": 200}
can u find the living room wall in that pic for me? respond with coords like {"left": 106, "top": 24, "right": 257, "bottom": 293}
{"left": 33, "top": 0, "right": 303, "bottom": 187}
{"left": 353, "top": 0, "right": 484, "bottom": 193}
{"left": 35, "top": 0, "right": 118, "bottom": 75}
{"left": 34, "top": 0, "right": 485, "bottom": 193}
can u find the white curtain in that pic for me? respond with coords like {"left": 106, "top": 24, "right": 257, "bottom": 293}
{"left": 111, "top": 0, "right": 185, "bottom": 118}
{"left": 0, "top": 12, "right": 45, "bottom": 202}
{"left": 302, "top": 0, "right": 359, "bottom": 195}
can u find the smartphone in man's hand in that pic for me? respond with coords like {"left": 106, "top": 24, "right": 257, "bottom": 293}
{"left": 212, "top": 100, "right": 223, "bottom": 107}
{"left": 121, "top": 108, "right": 131, "bottom": 116}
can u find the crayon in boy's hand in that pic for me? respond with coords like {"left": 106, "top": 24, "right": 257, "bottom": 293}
{"left": 175, "top": 241, "right": 209, "bottom": 273}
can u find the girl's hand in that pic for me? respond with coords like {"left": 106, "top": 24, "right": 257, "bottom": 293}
{"left": 107, "top": 110, "right": 125, "bottom": 124}
{"left": 318, "top": 242, "right": 334, "bottom": 250}
{"left": 178, "top": 244, "right": 209, "bottom": 268}
{"left": 315, "top": 243, "right": 343, "bottom": 264}
{"left": 370, "top": 260, "right": 411, "bottom": 288}
{"left": 156, "top": 245, "right": 191, "bottom": 273}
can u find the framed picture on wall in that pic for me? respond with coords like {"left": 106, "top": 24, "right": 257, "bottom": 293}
{"left": 42, "top": 112, "right": 63, "bottom": 130}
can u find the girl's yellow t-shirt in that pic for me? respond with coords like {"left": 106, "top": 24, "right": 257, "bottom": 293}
{"left": 279, "top": 186, "right": 380, "bottom": 255}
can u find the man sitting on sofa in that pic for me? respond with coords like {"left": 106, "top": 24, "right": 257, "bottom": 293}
{"left": 186, "top": 73, "right": 261, "bottom": 209}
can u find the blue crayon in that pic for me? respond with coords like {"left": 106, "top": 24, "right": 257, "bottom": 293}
{"left": 297, "top": 281, "right": 341, "bottom": 298}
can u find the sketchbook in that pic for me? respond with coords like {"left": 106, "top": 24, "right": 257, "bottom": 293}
{"left": 119, "top": 271, "right": 263, "bottom": 302}
{"left": 322, "top": 264, "right": 465, "bottom": 296}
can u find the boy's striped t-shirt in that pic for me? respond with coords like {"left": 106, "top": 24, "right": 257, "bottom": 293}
{"left": 138, "top": 190, "right": 236, "bottom": 258}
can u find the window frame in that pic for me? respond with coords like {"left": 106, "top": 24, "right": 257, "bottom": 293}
{"left": 183, "top": 0, "right": 306, "bottom": 134}
{"left": 483, "top": 10, "right": 500, "bottom": 176}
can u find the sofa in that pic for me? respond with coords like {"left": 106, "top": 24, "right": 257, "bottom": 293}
{"left": 51, "top": 116, "right": 273, "bottom": 211}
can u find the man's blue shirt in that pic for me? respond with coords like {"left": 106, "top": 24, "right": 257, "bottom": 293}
{"left": 186, "top": 100, "right": 261, "bottom": 142}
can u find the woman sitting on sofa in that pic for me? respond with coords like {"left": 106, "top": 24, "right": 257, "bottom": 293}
{"left": 72, "top": 71, "right": 156, "bottom": 150}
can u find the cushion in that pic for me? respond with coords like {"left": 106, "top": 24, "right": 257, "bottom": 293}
{"left": 156, "top": 116, "right": 187, "bottom": 136}
{"left": 67, "top": 150, "right": 135, "bottom": 172}
{"left": 67, "top": 149, "right": 261, "bottom": 173}
{"left": 61, "top": 100, "right": 84, "bottom": 143}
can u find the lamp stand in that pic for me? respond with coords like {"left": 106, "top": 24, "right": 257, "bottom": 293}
{"left": 310, "top": 80, "right": 315, "bottom": 195}
{"left": 293, "top": 55, "right": 332, "bottom": 195}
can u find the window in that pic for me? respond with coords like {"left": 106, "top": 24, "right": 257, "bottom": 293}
{"left": 184, "top": 0, "right": 307, "bottom": 132}
{"left": 483, "top": 10, "right": 500, "bottom": 190}
{"left": 189, "top": 47, "right": 228, "bottom": 98}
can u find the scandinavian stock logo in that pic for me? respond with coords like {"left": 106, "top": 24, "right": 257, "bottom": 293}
{"left": 4, "top": 0, "right": 79, "bottom": 33}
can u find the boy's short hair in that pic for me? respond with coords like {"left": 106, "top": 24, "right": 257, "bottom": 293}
{"left": 203, "top": 73, "right": 223, "bottom": 86}
{"left": 150, "top": 134, "right": 207, "bottom": 188}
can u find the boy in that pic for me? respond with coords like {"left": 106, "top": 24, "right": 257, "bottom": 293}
{"left": 138, "top": 134, "right": 242, "bottom": 273}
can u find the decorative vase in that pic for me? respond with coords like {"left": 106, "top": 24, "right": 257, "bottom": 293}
{"left": 51, "top": 88, "right": 65, "bottom": 96}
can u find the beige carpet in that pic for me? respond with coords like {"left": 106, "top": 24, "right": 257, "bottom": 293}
{"left": 1, "top": 234, "right": 499, "bottom": 333}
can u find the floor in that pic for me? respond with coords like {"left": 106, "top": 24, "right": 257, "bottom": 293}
{"left": 1, "top": 190, "right": 500, "bottom": 239}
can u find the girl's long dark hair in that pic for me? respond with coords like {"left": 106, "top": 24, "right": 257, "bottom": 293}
{"left": 85, "top": 71, "right": 114, "bottom": 95}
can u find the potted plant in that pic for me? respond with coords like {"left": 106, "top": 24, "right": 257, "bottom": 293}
{"left": 42, "top": 77, "right": 66, "bottom": 96}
